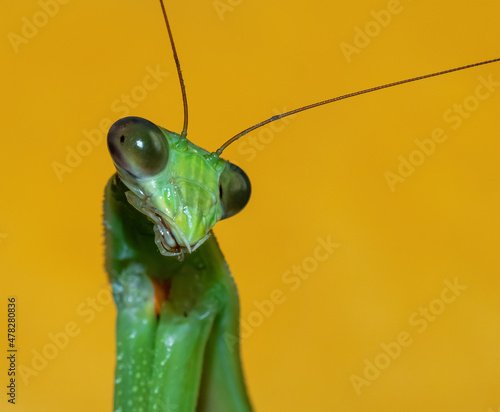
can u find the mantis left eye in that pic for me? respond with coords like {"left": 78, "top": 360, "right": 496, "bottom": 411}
{"left": 219, "top": 162, "right": 251, "bottom": 219}
{"left": 107, "top": 116, "right": 169, "bottom": 178}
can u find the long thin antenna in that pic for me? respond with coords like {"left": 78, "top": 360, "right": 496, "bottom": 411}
{"left": 159, "top": 0, "right": 188, "bottom": 138}
{"left": 216, "top": 58, "right": 500, "bottom": 155}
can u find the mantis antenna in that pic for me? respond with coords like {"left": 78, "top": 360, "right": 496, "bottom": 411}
{"left": 159, "top": 0, "right": 189, "bottom": 138}
{"left": 216, "top": 57, "right": 500, "bottom": 156}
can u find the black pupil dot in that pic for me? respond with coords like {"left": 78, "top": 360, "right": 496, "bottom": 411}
{"left": 120, "top": 135, "right": 125, "bottom": 143}
{"left": 219, "top": 185, "right": 223, "bottom": 198}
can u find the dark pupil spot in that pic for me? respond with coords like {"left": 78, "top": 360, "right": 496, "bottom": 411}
{"left": 219, "top": 184, "right": 223, "bottom": 199}
{"left": 120, "top": 135, "right": 125, "bottom": 143}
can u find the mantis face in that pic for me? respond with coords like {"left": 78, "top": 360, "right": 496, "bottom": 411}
{"left": 107, "top": 116, "right": 251, "bottom": 259}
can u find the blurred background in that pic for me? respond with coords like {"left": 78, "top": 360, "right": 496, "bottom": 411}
{"left": 1, "top": 0, "right": 499, "bottom": 411}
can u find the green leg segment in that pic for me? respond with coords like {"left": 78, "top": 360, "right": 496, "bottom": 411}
{"left": 113, "top": 266, "right": 156, "bottom": 412}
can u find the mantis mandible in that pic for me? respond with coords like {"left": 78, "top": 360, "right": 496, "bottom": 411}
{"left": 103, "top": 1, "right": 499, "bottom": 411}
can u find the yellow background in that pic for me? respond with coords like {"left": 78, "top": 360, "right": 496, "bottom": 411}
{"left": 1, "top": 0, "right": 499, "bottom": 411}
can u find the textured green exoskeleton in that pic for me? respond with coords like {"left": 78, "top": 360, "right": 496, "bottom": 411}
{"left": 104, "top": 117, "right": 252, "bottom": 412}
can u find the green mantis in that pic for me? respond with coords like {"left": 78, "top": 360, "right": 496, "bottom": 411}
{"left": 103, "top": 1, "right": 500, "bottom": 411}
{"left": 104, "top": 4, "right": 255, "bottom": 409}
{"left": 104, "top": 120, "right": 253, "bottom": 411}
{"left": 104, "top": 5, "right": 254, "bottom": 410}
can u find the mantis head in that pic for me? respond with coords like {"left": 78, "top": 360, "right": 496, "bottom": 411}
{"left": 107, "top": 116, "right": 251, "bottom": 260}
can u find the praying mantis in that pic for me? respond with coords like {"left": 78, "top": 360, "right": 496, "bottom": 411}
{"left": 1, "top": 1, "right": 499, "bottom": 411}
{"left": 102, "top": 1, "right": 500, "bottom": 411}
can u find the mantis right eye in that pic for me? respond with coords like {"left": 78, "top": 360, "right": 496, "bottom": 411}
{"left": 107, "top": 116, "right": 169, "bottom": 178}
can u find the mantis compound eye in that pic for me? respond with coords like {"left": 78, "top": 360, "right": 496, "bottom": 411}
{"left": 219, "top": 162, "right": 251, "bottom": 219}
{"left": 107, "top": 116, "right": 169, "bottom": 178}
